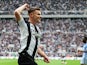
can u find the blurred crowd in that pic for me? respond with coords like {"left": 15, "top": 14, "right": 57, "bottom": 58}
{"left": 0, "top": 0, "right": 87, "bottom": 15}
{"left": 0, "top": 18, "right": 87, "bottom": 57}
{"left": 0, "top": 0, "right": 87, "bottom": 58}
{"left": 0, "top": 19, "right": 20, "bottom": 56}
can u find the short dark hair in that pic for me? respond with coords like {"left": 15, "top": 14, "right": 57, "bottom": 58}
{"left": 83, "top": 36, "right": 87, "bottom": 43}
{"left": 28, "top": 7, "right": 40, "bottom": 14}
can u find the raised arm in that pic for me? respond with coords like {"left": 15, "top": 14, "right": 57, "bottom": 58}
{"left": 14, "top": 3, "right": 29, "bottom": 21}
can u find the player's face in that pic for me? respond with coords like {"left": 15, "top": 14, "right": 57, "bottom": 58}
{"left": 32, "top": 10, "right": 41, "bottom": 23}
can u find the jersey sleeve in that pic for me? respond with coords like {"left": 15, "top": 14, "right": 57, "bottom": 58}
{"left": 18, "top": 16, "right": 29, "bottom": 37}
{"left": 18, "top": 16, "right": 27, "bottom": 28}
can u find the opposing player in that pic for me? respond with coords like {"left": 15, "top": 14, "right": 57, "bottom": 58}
{"left": 80, "top": 36, "right": 87, "bottom": 65}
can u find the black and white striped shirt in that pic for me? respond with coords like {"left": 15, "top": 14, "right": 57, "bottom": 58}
{"left": 18, "top": 16, "right": 41, "bottom": 58}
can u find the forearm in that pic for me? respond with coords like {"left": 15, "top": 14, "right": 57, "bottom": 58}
{"left": 37, "top": 47, "right": 47, "bottom": 58}
{"left": 15, "top": 4, "right": 27, "bottom": 14}
{"left": 14, "top": 3, "right": 29, "bottom": 21}
{"left": 83, "top": 50, "right": 87, "bottom": 53}
{"left": 37, "top": 47, "right": 50, "bottom": 63}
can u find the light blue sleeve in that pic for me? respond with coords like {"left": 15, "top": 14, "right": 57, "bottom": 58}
{"left": 83, "top": 44, "right": 87, "bottom": 51}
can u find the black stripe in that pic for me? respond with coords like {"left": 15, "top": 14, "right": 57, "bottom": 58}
{"left": 32, "top": 25, "right": 38, "bottom": 58}
{"left": 22, "top": 21, "right": 31, "bottom": 53}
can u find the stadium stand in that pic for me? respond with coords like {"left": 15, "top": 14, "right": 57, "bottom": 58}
{"left": 0, "top": 18, "right": 87, "bottom": 57}
{"left": 0, "top": 0, "right": 87, "bottom": 15}
{"left": 0, "top": 0, "right": 87, "bottom": 58}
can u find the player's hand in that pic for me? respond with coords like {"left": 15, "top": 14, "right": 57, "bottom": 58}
{"left": 43, "top": 56, "right": 50, "bottom": 63}
{"left": 24, "top": 3, "right": 30, "bottom": 10}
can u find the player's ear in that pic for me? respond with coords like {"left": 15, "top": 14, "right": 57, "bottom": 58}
{"left": 29, "top": 12, "right": 34, "bottom": 17}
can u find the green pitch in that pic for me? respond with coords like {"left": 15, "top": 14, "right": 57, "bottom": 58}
{"left": 0, "top": 59, "right": 80, "bottom": 65}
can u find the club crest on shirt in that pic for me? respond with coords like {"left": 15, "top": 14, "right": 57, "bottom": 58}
{"left": 33, "top": 32, "right": 41, "bottom": 38}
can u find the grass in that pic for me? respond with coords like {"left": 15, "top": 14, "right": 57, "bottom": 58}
{"left": 0, "top": 59, "right": 18, "bottom": 65}
{"left": 0, "top": 59, "right": 80, "bottom": 65}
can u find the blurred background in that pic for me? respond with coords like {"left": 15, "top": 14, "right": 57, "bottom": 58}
{"left": 0, "top": 0, "right": 87, "bottom": 60}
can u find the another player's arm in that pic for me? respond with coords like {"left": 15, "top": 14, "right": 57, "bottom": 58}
{"left": 78, "top": 49, "right": 87, "bottom": 53}
{"left": 82, "top": 50, "right": 87, "bottom": 53}
{"left": 14, "top": 3, "right": 29, "bottom": 21}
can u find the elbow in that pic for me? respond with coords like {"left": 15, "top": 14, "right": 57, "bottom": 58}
{"left": 14, "top": 10, "right": 21, "bottom": 21}
{"left": 14, "top": 10, "right": 18, "bottom": 15}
